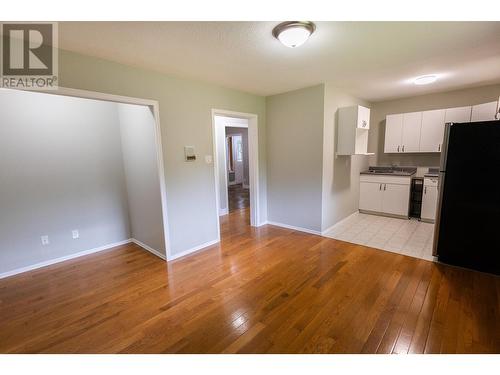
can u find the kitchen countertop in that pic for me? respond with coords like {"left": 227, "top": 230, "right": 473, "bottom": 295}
{"left": 424, "top": 167, "right": 440, "bottom": 178}
{"left": 360, "top": 166, "right": 417, "bottom": 177}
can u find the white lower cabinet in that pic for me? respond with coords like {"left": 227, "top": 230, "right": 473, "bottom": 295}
{"left": 382, "top": 183, "right": 411, "bottom": 216}
{"left": 359, "top": 175, "right": 411, "bottom": 218}
{"left": 421, "top": 177, "right": 439, "bottom": 222}
{"left": 359, "top": 182, "right": 383, "bottom": 212}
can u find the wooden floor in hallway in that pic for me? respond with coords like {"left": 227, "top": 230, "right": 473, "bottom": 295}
{"left": 0, "top": 208, "right": 498, "bottom": 353}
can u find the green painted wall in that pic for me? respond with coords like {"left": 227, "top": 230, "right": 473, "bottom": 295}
{"left": 58, "top": 49, "right": 267, "bottom": 256}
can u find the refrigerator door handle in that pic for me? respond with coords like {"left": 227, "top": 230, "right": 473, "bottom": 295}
{"left": 432, "top": 122, "right": 453, "bottom": 257}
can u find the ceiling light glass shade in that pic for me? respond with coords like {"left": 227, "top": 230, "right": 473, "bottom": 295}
{"left": 272, "top": 21, "right": 316, "bottom": 48}
{"left": 414, "top": 75, "right": 438, "bottom": 85}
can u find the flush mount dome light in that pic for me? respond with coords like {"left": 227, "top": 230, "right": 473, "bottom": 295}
{"left": 414, "top": 75, "right": 438, "bottom": 85}
{"left": 272, "top": 21, "right": 316, "bottom": 48}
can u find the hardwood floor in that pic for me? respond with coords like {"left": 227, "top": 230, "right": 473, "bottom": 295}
{"left": 228, "top": 183, "right": 249, "bottom": 212}
{"left": 0, "top": 208, "right": 498, "bottom": 353}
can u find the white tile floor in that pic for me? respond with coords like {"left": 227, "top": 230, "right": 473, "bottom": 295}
{"left": 323, "top": 212, "right": 436, "bottom": 261}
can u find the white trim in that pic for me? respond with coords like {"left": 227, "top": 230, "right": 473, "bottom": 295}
{"left": 321, "top": 212, "right": 358, "bottom": 236}
{"left": 219, "top": 208, "right": 228, "bottom": 216}
{"left": 34, "top": 86, "right": 158, "bottom": 107}
{"left": 10, "top": 86, "right": 172, "bottom": 261}
{"left": 212, "top": 109, "right": 261, "bottom": 236}
{"left": 168, "top": 239, "right": 219, "bottom": 261}
{"left": 0, "top": 239, "right": 132, "bottom": 279}
{"left": 264, "top": 221, "right": 322, "bottom": 236}
{"left": 131, "top": 238, "right": 166, "bottom": 260}
{"left": 243, "top": 184, "right": 250, "bottom": 189}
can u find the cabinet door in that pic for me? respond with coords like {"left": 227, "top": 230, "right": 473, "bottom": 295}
{"left": 420, "top": 109, "right": 445, "bottom": 152}
{"left": 445, "top": 106, "right": 471, "bottom": 124}
{"left": 357, "top": 105, "right": 370, "bottom": 129}
{"left": 359, "top": 182, "right": 383, "bottom": 212}
{"left": 421, "top": 185, "right": 438, "bottom": 221}
{"left": 401, "top": 112, "right": 422, "bottom": 153}
{"left": 384, "top": 114, "right": 403, "bottom": 153}
{"left": 381, "top": 183, "right": 410, "bottom": 216}
{"left": 471, "top": 102, "right": 498, "bottom": 122}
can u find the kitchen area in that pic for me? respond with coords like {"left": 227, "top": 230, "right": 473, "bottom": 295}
{"left": 325, "top": 98, "right": 500, "bottom": 274}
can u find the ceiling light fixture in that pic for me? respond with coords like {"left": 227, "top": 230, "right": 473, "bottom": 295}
{"left": 272, "top": 21, "right": 316, "bottom": 48}
{"left": 414, "top": 75, "right": 438, "bottom": 85}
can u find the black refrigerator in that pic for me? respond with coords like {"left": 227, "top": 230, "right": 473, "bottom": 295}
{"left": 433, "top": 120, "right": 500, "bottom": 275}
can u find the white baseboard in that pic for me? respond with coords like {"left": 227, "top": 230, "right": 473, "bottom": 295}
{"left": 0, "top": 239, "right": 132, "bottom": 280}
{"left": 131, "top": 238, "right": 166, "bottom": 260}
{"left": 168, "top": 239, "right": 219, "bottom": 261}
{"left": 264, "top": 221, "right": 321, "bottom": 236}
{"left": 321, "top": 212, "right": 358, "bottom": 236}
{"left": 219, "top": 208, "right": 228, "bottom": 216}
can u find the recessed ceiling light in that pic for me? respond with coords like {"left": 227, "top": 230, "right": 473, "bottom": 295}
{"left": 414, "top": 75, "right": 438, "bottom": 85}
{"left": 272, "top": 21, "right": 316, "bottom": 48}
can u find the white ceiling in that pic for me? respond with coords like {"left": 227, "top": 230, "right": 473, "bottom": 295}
{"left": 59, "top": 22, "right": 500, "bottom": 101}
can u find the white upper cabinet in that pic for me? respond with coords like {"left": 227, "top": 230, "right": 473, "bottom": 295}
{"left": 384, "top": 114, "right": 403, "bottom": 153}
{"left": 471, "top": 101, "right": 498, "bottom": 122}
{"left": 444, "top": 106, "right": 471, "bottom": 123}
{"left": 357, "top": 105, "right": 371, "bottom": 129}
{"left": 384, "top": 112, "right": 422, "bottom": 153}
{"left": 384, "top": 100, "right": 499, "bottom": 154}
{"left": 420, "top": 109, "right": 446, "bottom": 153}
{"left": 337, "top": 105, "right": 372, "bottom": 156}
{"left": 401, "top": 112, "right": 422, "bottom": 153}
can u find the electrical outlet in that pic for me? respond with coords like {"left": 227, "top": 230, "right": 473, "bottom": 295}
{"left": 41, "top": 235, "right": 49, "bottom": 245}
{"left": 72, "top": 229, "right": 79, "bottom": 239}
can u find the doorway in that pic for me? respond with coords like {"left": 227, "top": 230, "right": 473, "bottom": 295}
{"left": 226, "top": 129, "right": 249, "bottom": 212}
{"left": 212, "top": 110, "right": 260, "bottom": 235}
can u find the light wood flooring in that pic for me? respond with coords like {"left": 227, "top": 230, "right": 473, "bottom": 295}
{"left": 0, "top": 208, "right": 498, "bottom": 353}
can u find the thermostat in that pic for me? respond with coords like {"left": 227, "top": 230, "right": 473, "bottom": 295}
{"left": 184, "top": 146, "right": 196, "bottom": 161}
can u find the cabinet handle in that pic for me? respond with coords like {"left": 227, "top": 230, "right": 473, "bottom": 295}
{"left": 379, "top": 184, "right": 382, "bottom": 190}
{"left": 397, "top": 145, "right": 400, "bottom": 152}
{"left": 384, "top": 184, "right": 386, "bottom": 191}
{"left": 424, "top": 186, "right": 427, "bottom": 194}
{"left": 438, "top": 144, "right": 441, "bottom": 152}
{"left": 402, "top": 145, "right": 405, "bottom": 152}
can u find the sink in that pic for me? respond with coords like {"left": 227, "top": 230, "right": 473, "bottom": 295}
{"left": 361, "top": 166, "right": 417, "bottom": 176}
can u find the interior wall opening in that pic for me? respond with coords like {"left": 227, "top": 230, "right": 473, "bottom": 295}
{"left": 0, "top": 88, "right": 168, "bottom": 278}
{"left": 212, "top": 111, "right": 259, "bottom": 232}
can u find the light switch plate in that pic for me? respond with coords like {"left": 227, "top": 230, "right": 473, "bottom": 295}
{"left": 72, "top": 229, "right": 79, "bottom": 239}
{"left": 41, "top": 235, "right": 49, "bottom": 245}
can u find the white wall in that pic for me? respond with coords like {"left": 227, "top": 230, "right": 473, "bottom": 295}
{"left": 266, "top": 85, "right": 325, "bottom": 232}
{"left": 322, "top": 84, "right": 371, "bottom": 232}
{"left": 0, "top": 89, "right": 131, "bottom": 274}
{"left": 118, "top": 103, "right": 166, "bottom": 256}
{"left": 266, "top": 83, "right": 371, "bottom": 234}
{"left": 214, "top": 115, "right": 249, "bottom": 215}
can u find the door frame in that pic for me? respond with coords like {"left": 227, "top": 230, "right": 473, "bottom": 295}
{"left": 211, "top": 109, "right": 260, "bottom": 233}
{"left": 15, "top": 86, "right": 172, "bottom": 261}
